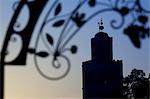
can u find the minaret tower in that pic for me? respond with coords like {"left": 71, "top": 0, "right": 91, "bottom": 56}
{"left": 91, "top": 19, "right": 113, "bottom": 63}
{"left": 82, "top": 19, "right": 123, "bottom": 99}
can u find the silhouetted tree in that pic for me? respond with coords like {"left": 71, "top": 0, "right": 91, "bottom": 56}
{"left": 123, "top": 68, "right": 150, "bottom": 99}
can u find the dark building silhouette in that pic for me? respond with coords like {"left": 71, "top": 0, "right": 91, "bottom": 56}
{"left": 82, "top": 20, "right": 123, "bottom": 98}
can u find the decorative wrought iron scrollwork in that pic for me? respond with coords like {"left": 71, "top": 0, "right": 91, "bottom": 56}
{"left": 2, "top": 0, "right": 150, "bottom": 81}
{"left": 1, "top": 0, "right": 48, "bottom": 65}
{"left": 32, "top": 0, "right": 150, "bottom": 80}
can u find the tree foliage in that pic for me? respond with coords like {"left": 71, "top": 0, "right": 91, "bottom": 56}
{"left": 123, "top": 68, "right": 150, "bottom": 99}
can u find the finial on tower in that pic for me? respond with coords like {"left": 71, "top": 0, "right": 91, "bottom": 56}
{"left": 98, "top": 18, "right": 104, "bottom": 32}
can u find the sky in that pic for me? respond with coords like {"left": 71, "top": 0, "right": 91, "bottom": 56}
{"left": 0, "top": 0, "right": 150, "bottom": 99}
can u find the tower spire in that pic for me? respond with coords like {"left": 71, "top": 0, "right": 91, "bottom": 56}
{"left": 98, "top": 18, "right": 104, "bottom": 32}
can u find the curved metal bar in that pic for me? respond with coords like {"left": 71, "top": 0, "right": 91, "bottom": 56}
{"left": 97, "top": 1, "right": 113, "bottom": 7}
{"left": 110, "top": 14, "right": 125, "bottom": 29}
{"left": 12, "top": 1, "right": 20, "bottom": 11}
{"left": 55, "top": 0, "right": 87, "bottom": 52}
{"left": 58, "top": 23, "right": 75, "bottom": 51}
{"left": 34, "top": 53, "right": 71, "bottom": 80}
{"left": 138, "top": 0, "right": 150, "bottom": 13}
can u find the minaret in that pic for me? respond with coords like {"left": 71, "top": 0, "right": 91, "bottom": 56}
{"left": 91, "top": 19, "right": 113, "bottom": 63}
{"left": 82, "top": 19, "right": 123, "bottom": 99}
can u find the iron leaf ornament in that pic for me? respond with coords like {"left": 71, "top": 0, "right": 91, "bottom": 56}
{"left": 54, "top": 3, "right": 62, "bottom": 16}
